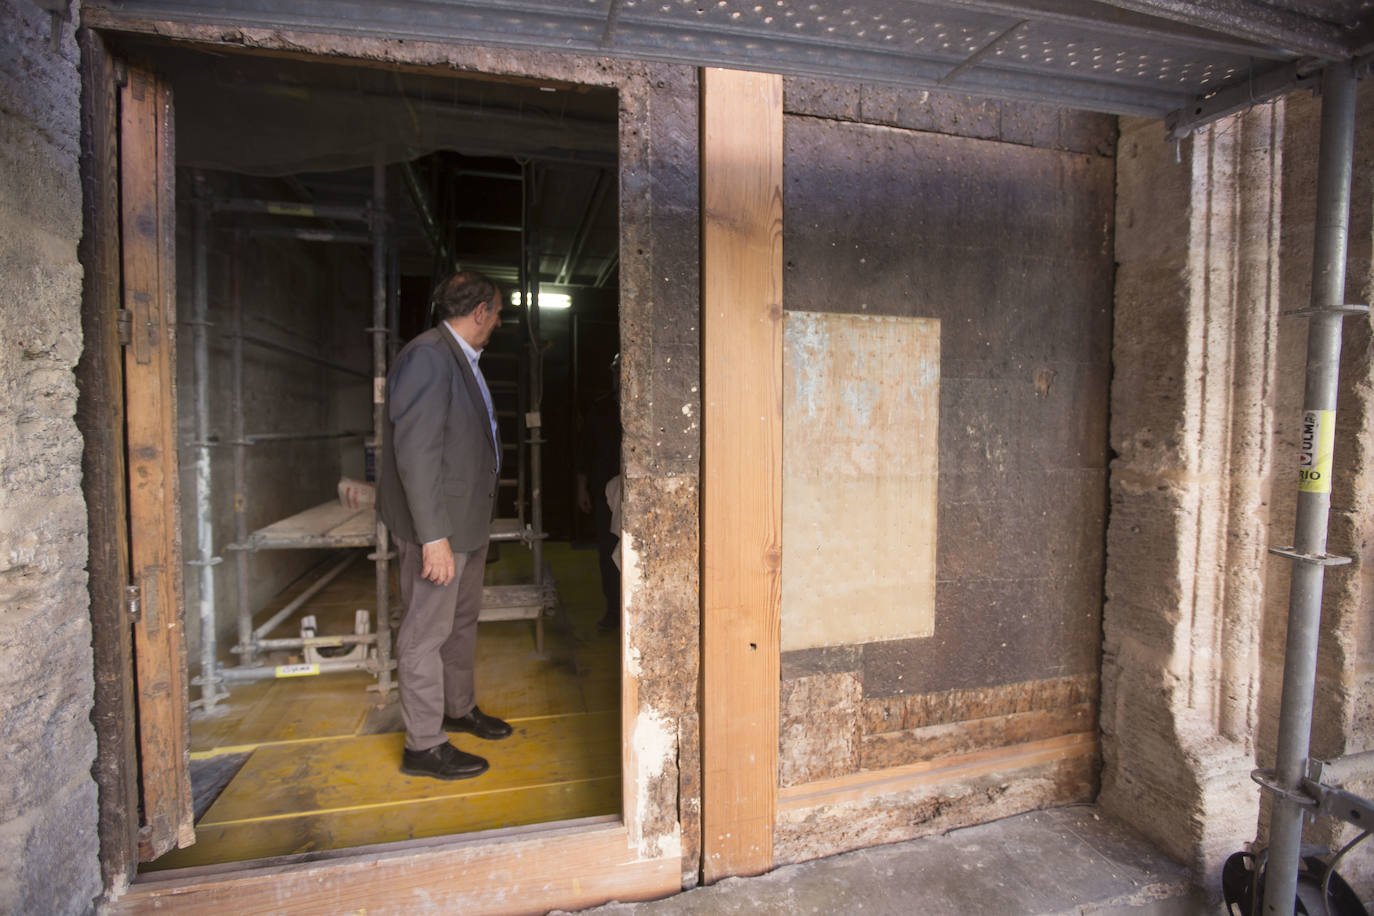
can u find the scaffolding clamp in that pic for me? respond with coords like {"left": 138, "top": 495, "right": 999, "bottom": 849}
{"left": 1267, "top": 546, "right": 1352, "bottom": 566}
{"left": 1251, "top": 768, "right": 1319, "bottom": 808}
{"left": 1281, "top": 302, "right": 1369, "bottom": 318}
{"left": 186, "top": 555, "right": 224, "bottom": 568}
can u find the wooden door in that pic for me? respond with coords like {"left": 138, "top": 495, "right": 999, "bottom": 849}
{"left": 119, "top": 62, "right": 194, "bottom": 860}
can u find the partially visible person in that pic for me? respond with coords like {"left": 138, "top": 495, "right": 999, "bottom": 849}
{"left": 576, "top": 353, "right": 623, "bottom": 633}
{"left": 378, "top": 269, "right": 513, "bottom": 781}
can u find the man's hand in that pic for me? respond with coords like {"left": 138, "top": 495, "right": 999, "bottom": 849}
{"left": 421, "top": 538, "right": 456, "bottom": 586}
{"left": 576, "top": 474, "right": 592, "bottom": 514}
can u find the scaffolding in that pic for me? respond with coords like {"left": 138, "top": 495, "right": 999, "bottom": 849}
{"left": 190, "top": 161, "right": 558, "bottom": 715}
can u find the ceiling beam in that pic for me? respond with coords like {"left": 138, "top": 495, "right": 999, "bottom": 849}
{"left": 932, "top": 0, "right": 1298, "bottom": 59}
{"left": 1089, "top": 0, "right": 1354, "bottom": 59}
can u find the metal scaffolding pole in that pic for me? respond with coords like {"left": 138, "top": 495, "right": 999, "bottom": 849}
{"left": 370, "top": 159, "right": 395, "bottom": 701}
{"left": 189, "top": 178, "right": 226, "bottom": 711}
{"left": 230, "top": 230, "right": 256, "bottom": 668}
{"left": 522, "top": 164, "right": 546, "bottom": 597}
{"left": 1261, "top": 61, "right": 1363, "bottom": 916}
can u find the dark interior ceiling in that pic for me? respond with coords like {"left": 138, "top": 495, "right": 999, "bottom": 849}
{"left": 139, "top": 42, "right": 620, "bottom": 292}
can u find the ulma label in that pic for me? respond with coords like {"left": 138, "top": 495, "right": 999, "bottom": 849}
{"left": 275, "top": 663, "right": 320, "bottom": 678}
{"left": 1298, "top": 409, "right": 1336, "bottom": 493}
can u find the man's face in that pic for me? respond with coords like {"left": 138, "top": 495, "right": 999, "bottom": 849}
{"left": 475, "top": 290, "right": 503, "bottom": 348}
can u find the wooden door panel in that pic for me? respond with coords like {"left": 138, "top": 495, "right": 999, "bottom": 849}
{"left": 120, "top": 64, "right": 193, "bottom": 860}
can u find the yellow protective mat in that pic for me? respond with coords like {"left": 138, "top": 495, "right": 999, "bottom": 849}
{"left": 154, "top": 710, "right": 620, "bottom": 870}
{"left": 160, "top": 541, "right": 623, "bottom": 872}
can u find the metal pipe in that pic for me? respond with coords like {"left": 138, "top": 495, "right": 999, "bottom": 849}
{"left": 400, "top": 160, "right": 450, "bottom": 270}
{"left": 457, "top": 169, "right": 522, "bottom": 181}
{"left": 218, "top": 657, "right": 390, "bottom": 682}
{"left": 231, "top": 230, "right": 255, "bottom": 666}
{"left": 372, "top": 159, "right": 394, "bottom": 701}
{"left": 594, "top": 250, "right": 619, "bottom": 289}
{"left": 1262, "top": 61, "right": 1359, "bottom": 916}
{"left": 191, "top": 179, "right": 223, "bottom": 711}
{"left": 243, "top": 429, "right": 369, "bottom": 444}
{"left": 211, "top": 197, "right": 371, "bottom": 222}
{"left": 523, "top": 167, "right": 546, "bottom": 588}
{"left": 249, "top": 632, "right": 378, "bottom": 651}
{"left": 1318, "top": 749, "right": 1374, "bottom": 787}
{"left": 250, "top": 551, "right": 361, "bottom": 641}
{"left": 456, "top": 221, "right": 522, "bottom": 232}
{"left": 556, "top": 167, "right": 612, "bottom": 285}
{"left": 238, "top": 331, "right": 371, "bottom": 379}
{"left": 388, "top": 229, "right": 400, "bottom": 362}
{"left": 242, "top": 227, "right": 371, "bottom": 245}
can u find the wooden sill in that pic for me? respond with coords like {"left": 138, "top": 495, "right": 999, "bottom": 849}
{"left": 115, "top": 817, "right": 681, "bottom": 914}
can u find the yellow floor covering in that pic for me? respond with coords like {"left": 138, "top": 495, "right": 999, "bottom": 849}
{"left": 147, "top": 541, "right": 621, "bottom": 871}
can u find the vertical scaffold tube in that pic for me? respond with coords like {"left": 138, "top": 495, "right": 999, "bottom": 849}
{"left": 231, "top": 230, "right": 254, "bottom": 666}
{"left": 1262, "top": 61, "right": 1358, "bottom": 916}
{"left": 371, "top": 160, "right": 394, "bottom": 701}
{"left": 191, "top": 179, "right": 222, "bottom": 710}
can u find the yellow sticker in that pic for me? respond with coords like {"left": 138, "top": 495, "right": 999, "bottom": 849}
{"left": 1298, "top": 409, "right": 1336, "bottom": 493}
{"left": 275, "top": 663, "right": 320, "bottom": 678}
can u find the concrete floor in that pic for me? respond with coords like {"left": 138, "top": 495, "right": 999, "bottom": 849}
{"left": 566, "top": 806, "right": 1211, "bottom": 915}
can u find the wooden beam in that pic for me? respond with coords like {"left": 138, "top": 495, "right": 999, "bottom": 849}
{"left": 76, "top": 28, "right": 140, "bottom": 891}
{"left": 779, "top": 733, "right": 1098, "bottom": 810}
{"left": 700, "top": 66, "right": 784, "bottom": 883}
{"left": 113, "top": 823, "right": 679, "bottom": 914}
{"left": 120, "top": 64, "right": 195, "bottom": 859}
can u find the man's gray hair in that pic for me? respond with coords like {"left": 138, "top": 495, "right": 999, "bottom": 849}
{"left": 431, "top": 270, "right": 497, "bottom": 321}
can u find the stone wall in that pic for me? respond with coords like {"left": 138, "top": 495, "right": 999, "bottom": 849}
{"left": 0, "top": 0, "right": 102, "bottom": 912}
{"left": 775, "top": 83, "right": 1116, "bottom": 863}
{"left": 1103, "top": 80, "right": 1374, "bottom": 896}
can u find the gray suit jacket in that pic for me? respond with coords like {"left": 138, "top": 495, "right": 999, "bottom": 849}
{"left": 377, "top": 325, "right": 499, "bottom": 553}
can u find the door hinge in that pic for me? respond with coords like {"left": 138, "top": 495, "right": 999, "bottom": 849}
{"left": 116, "top": 308, "right": 133, "bottom": 347}
{"left": 125, "top": 583, "right": 141, "bottom": 623}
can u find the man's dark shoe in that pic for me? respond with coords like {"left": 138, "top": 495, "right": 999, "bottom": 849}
{"left": 597, "top": 611, "right": 618, "bottom": 632}
{"left": 400, "top": 742, "right": 488, "bottom": 780}
{"left": 443, "top": 705, "right": 513, "bottom": 740}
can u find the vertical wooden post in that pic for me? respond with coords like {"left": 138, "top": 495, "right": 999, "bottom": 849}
{"left": 76, "top": 29, "right": 140, "bottom": 889}
{"left": 700, "top": 67, "right": 784, "bottom": 883}
{"left": 121, "top": 65, "right": 194, "bottom": 859}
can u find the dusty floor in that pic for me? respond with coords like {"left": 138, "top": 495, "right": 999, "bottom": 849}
{"left": 146, "top": 540, "right": 620, "bottom": 871}
{"left": 565, "top": 806, "right": 1210, "bottom": 915}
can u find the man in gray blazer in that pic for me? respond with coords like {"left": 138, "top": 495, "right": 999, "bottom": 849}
{"left": 378, "top": 270, "right": 514, "bottom": 780}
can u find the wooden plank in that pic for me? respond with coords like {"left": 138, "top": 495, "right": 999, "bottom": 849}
{"left": 245, "top": 501, "right": 376, "bottom": 548}
{"left": 700, "top": 67, "right": 784, "bottom": 883}
{"left": 778, "top": 732, "right": 1097, "bottom": 811}
{"left": 121, "top": 65, "right": 194, "bottom": 859}
{"left": 75, "top": 29, "right": 140, "bottom": 891}
{"left": 113, "top": 824, "right": 679, "bottom": 915}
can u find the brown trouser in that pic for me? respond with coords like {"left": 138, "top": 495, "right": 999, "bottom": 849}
{"left": 395, "top": 537, "right": 488, "bottom": 752}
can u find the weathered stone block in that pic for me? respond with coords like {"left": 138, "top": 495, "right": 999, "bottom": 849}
{"left": 783, "top": 76, "right": 861, "bottom": 121}
{"left": 779, "top": 672, "right": 862, "bottom": 786}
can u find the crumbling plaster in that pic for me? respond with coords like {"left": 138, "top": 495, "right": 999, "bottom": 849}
{"left": 0, "top": 0, "right": 102, "bottom": 912}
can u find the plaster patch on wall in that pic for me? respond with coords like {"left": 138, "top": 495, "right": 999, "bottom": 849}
{"left": 621, "top": 528, "right": 642, "bottom": 677}
{"left": 632, "top": 705, "right": 681, "bottom": 858}
{"left": 781, "top": 311, "right": 940, "bottom": 651}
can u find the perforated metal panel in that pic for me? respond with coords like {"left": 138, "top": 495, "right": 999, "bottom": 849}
{"left": 89, "top": 0, "right": 1373, "bottom": 119}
